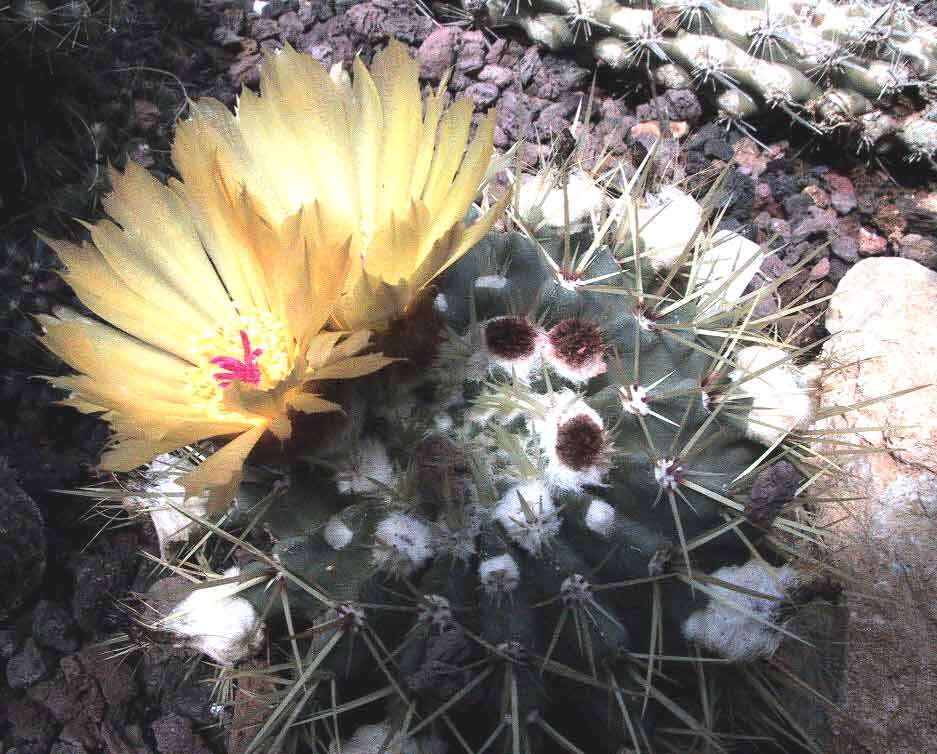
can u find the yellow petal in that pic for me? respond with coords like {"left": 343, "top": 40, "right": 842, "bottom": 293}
{"left": 370, "top": 40, "right": 424, "bottom": 222}
{"left": 350, "top": 54, "right": 384, "bottom": 238}
{"left": 305, "top": 331, "right": 346, "bottom": 370}
{"left": 431, "top": 191, "right": 511, "bottom": 280}
{"left": 409, "top": 87, "right": 447, "bottom": 200}
{"left": 44, "top": 235, "right": 203, "bottom": 362}
{"left": 420, "top": 97, "right": 474, "bottom": 214}
{"left": 327, "top": 329, "right": 373, "bottom": 362}
{"left": 180, "top": 423, "right": 268, "bottom": 513}
{"left": 312, "top": 353, "right": 397, "bottom": 380}
{"left": 101, "top": 161, "right": 235, "bottom": 320}
{"left": 362, "top": 200, "right": 432, "bottom": 286}
{"left": 37, "top": 312, "right": 192, "bottom": 403}
{"left": 423, "top": 110, "right": 496, "bottom": 260}
{"left": 287, "top": 392, "right": 345, "bottom": 414}
{"left": 100, "top": 438, "right": 186, "bottom": 472}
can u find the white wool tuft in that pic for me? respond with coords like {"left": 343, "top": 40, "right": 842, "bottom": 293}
{"left": 372, "top": 514, "right": 435, "bottom": 574}
{"left": 323, "top": 516, "right": 354, "bottom": 550}
{"left": 433, "top": 293, "right": 449, "bottom": 312}
{"left": 681, "top": 560, "right": 798, "bottom": 661}
{"left": 638, "top": 187, "right": 703, "bottom": 271}
{"left": 328, "top": 721, "right": 447, "bottom": 754}
{"left": 729, "top": 346, "right": 818, "bottom": 444}
{"left": 543, "top": 340, "right": 606, "bottom": 385}
{"left": 337, "top": 438, "right": 396, "bottom": 496}
{"left": 534, "top": 390, "right": 608, "bottom": 492}
{"left": 475, "top": 274, "right": 509, "bottom": 289}
{"left": 515, "top": 168, "right": 606, "bottom": 232}
{"left": 124, "top": 453, "right": 214, "bottom": 559}
{"left": 584, "top": 499, "right": 616, "bottom": 538}
{"left": 693, "top": 230, "right": 765, "bottom": 315}
{"left": 479, "top": 554, "right": 521, "bottom": 595}
{"left": 494, "top": 481, "right": 561, "bottom": 554}
{"left": 163, "top": 566, "right": 264, "bottom": 666}
{"left": 620, "top": 384, "right": 650, "bottom": 416}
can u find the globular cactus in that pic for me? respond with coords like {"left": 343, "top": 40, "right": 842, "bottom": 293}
{"left": 34, "top": 35, "right": 848, "bottom": 754}
{"left": 127, "top": 149, "right": 841, "bottom": 753}
{"left": 459, "top": 0, "right": 937, "bottom": 164}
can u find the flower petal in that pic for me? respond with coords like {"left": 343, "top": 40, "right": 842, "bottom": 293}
{"left": 312, "top": 353, "right": 398, "bottom": 381}
{"left": 180, "top": 423, "right": 268, "bottom": 513}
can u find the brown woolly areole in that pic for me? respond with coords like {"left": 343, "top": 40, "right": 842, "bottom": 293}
{"left": 484, "top": 316, "right": 540, "bottom": 361}
{"left": 555, "top": 414, "right": 606, "bottom": 471}
{"left": 548, "top": 318, "right": 605, "bottom": 369}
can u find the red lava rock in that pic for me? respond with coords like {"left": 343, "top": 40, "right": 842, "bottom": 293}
{"left": 629, "top": 121, "right": 687, "bottom": 142}
{"left": 344, "top": 2, "right": 384, "bottom": 38}
{"left": 821, "top": 172, "right": 857, "bottom": 214}
{"left": 831, "top": 236, "right": 860, "bottom": 262}
{"left": 809, "top": 257, "right": 830, "bottom": 280}
{"left": 152, "top": 713, "right": 212, "bottom": 754}
{"left": 417, "top": 25, "right": 455, "bottom": 81}
{"left": 50, "top": 740, "right": 88, "bottom": 754}
{"left": 792, "top": 208, "right": 836, "bottom": 241}
{"left": 212, "top": 26, "right": 244, "bottom": 49}
{"left": 518, "top": 46, "right": 541, "bottom": 87}
{"left": 485, "top": 37, "right": 507, "bottom": 65}
{"left": 754, "top": 182, "right": 773, "bottom": 205}
{"left": 857, "top": 227, "right": 888, "bottom": 256}
{"left": 378, "top": 0, "right": 433, "bottom": 43}
{"left": 8, "top": 698, "right": 59, "bottom": 744}
{"left": 897, "top": 233, "right": 937, "bottom": 269}
{"left": 455, "top": 30, "right": 486, "bottom": 75}
{"left": 28, "top": 656, "right": 105, "bottom": 749}
{"left": 732, "top": 137, "right": 769, "bottom": 178}
{"left": 300, "top": 40, "right": 333, "bottom": 66}
{"left": 80, "top": 647, "right": 135, "bottom": 706}
{"left": 133, "top": 100, "right": 160, "bottom": 132}
{"left": 493, "top": 89, "right": 530, "bottom": 148}
{"left": 538, "top": 96, "right": 579, "bottom": 137}
{"left": 872, "top": 202, "right": 907, "bottom": 241}
{"left": 465, "top": 82, "right": 500, "bottom": 110}
{"left": 250, "top": 17, "right": 279, "bottom": 41}
{"left": 830, "top": 190, "right": 857, "bottom": 215}
{"left": 478, "top": 64, "right": 515, "bottom": 89}
{"left": 769, "top": 218, "right": 792, "bottom": 241}
{"left": 277, "top": 10, "right": 304, "bottom": 45}
{"left": 803, "top": 185, "right": 830, "bottom": 209}
{"left": 220, "top": 6, "right": 245, "bottom": 33}
{"left": 823, "top": 172, "right": 853, "bottom": 195}
{"left": 229, "top": 54, "right": 262, "bottom": 87}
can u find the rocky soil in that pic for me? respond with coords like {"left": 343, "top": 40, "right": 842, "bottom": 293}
{"left": 1, "top": 1, "right": 936, "bottom": 753}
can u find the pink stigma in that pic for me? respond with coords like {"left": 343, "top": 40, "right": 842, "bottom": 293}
{"left": 211, "top": 330, "right": 263, "bottom": 388}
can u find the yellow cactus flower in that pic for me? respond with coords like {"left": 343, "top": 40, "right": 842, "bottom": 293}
{"left": 170, "top": 39, "right": 508, "bottom": 330}
{"left": 38, "top": 156, "right": 391, "bottom": 510}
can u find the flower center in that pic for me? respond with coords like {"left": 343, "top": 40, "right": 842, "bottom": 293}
{"left": 187, "top": 311, "right": 294, "bottom": 413}
{"left": 211, "top": 330, "right": 263, "bottom": 388}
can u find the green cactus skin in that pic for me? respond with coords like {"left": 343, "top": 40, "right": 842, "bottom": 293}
{"left": 467, "top": 0, "right": 937, "bottom": 164}
{"left": 137, "top": 164, "right": 844, "bottom": 754}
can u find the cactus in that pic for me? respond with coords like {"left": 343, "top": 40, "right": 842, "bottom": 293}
{"left": 112, "top": 143, "right": 849, "bottom": 753}
{"left": 456, "top": 0, "right": 937, "bottom": 165}
{"left": 30, "top": 36, "right": 856, "bottom": 754}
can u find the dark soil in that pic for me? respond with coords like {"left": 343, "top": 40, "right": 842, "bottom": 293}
{"left": 1, "top": 1, "right": 936, "bottom": 753}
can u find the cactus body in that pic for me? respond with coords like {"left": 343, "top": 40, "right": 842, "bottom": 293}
{"left": 468, "top": 0, "right": 937, "bottom": 162}
{"left": 134, "top": 162, "right": 837, "bottom": 753}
